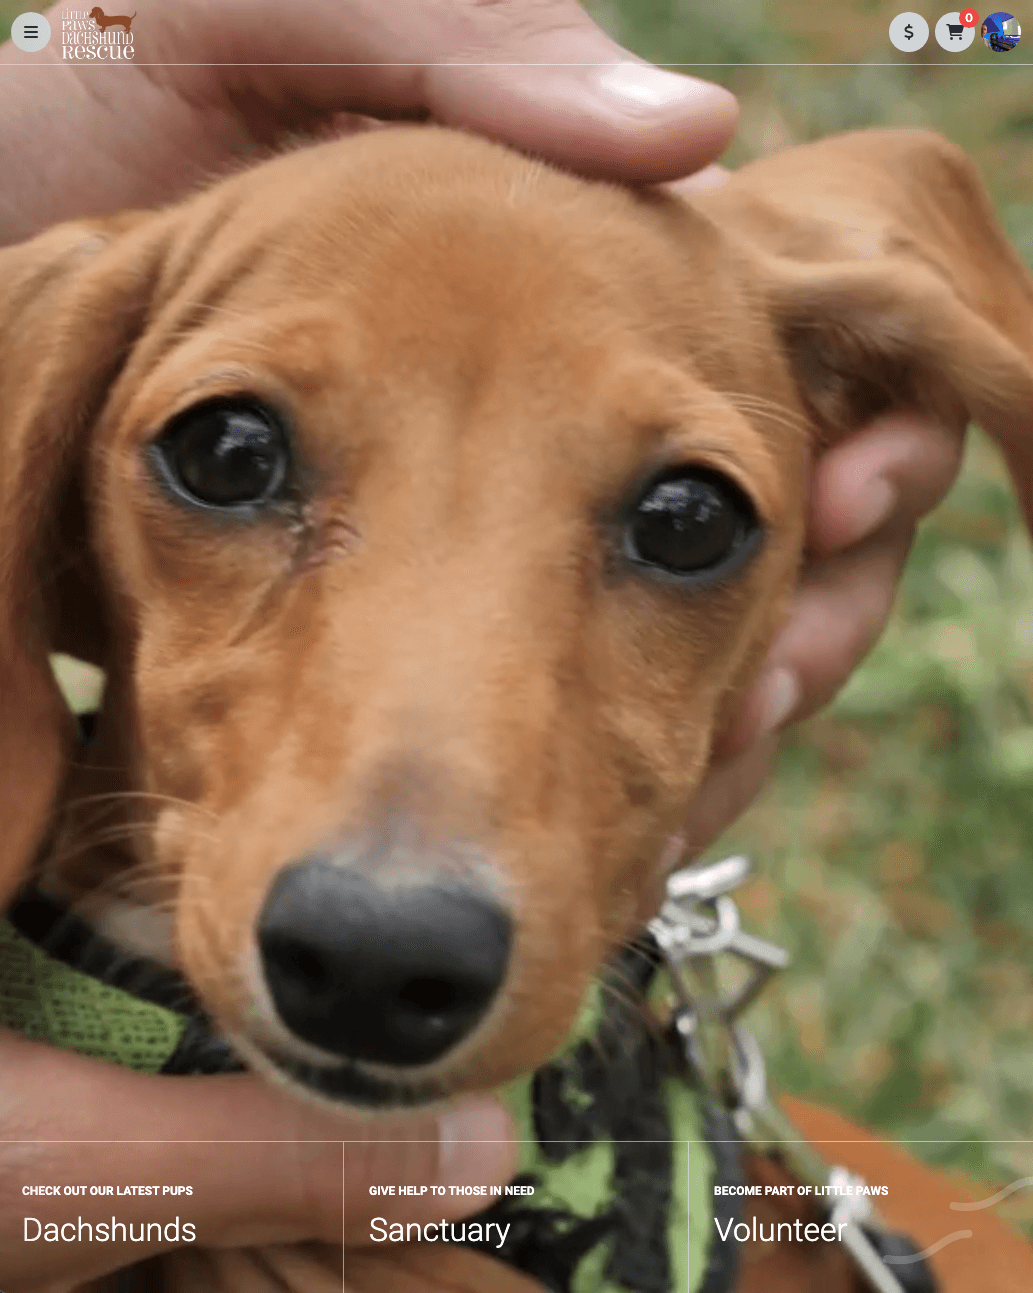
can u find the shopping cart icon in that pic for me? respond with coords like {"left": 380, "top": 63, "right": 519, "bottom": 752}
{"left": 947, "top": 22, "right": 966, "bottom": 37}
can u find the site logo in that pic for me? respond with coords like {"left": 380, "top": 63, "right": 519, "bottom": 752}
{"left": 981, "top": 10, "right": 1021, "bottom": 50}
{"left": 66, "top": 7, "right": 138, "bottom": 58}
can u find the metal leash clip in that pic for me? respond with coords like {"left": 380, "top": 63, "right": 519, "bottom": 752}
{"left": 650, "top": 855, "right": 913, "bottom": 1293}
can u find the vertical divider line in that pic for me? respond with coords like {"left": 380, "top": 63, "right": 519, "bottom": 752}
{"left": 686, "top": 1139, "right": 691, "bottom": 1293}
{"left": 346, "top": 1143, "right": 351, "bottom": 1293}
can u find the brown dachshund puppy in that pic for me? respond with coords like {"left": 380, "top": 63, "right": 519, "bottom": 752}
{"left": 2, "top": 127, "right": 1033, "bottom": 1291}
{"left": 88, "top": 7, "right": 136, "bottom": 34}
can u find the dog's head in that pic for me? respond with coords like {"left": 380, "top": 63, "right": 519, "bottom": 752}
{"left": 2, "top": 127, "right": 1030, "bottom": 1108}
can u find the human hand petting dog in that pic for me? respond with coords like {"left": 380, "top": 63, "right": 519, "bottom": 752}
{"left": 0, "top": 0, "right": 737, "bottom": 244}
{"left": 662, "top": 174, "right": 969, "bottom": 857}
{"left": 0, "top": 2, "right": 969, "bottom": 861}
{"left": 0, "top": 1, "right": 986, "bottom": 1286}
{"left": 0, "top": 5, "right": 729, "bottom": 1284}
{"left": 0, "top": 4, "right": 733, "bottom": 1285}
{"left": 679, "top": 410, "right": 967, "bottom": 859}
{"left": 0, "top": 0, "right": 976, "bottom": 865}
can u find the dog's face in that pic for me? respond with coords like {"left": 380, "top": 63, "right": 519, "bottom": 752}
{"left": 4, "top": 127, "right": 1029, "bottom": 1108}
{"left": 72, "top": 130, "right": 807, "bottom": 1105}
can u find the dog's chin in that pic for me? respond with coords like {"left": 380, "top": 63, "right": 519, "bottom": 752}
{"left": 232, "top": 1033, "right": 453, "bottom": 1112}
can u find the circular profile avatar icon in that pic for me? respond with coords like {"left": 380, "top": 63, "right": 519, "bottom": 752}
{"left": 981, "top": 11, "right": 1021, "bottom": 51}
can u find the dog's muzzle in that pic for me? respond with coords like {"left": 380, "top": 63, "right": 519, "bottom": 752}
{"left": 257, "top": 859, "right": 512, "bottom": 1068}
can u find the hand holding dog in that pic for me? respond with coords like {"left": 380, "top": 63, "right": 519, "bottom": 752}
{"left": 0, "top": 0, "right": 984, "bottom": 774}
{"left": 680, "top": 410, "right": 968, "bottom": 859}
{"left": 0, "top": 1, "right": 1004, "bottom": 1284}
{"left": 0, "top": 6, "right": 714, "bottom": 1283}
{"left": 0, "top": 1030, "right": 515, "bottom": 1289}
{"left": 0, "top": 0, "right": 979, "bottom": 861}
{"left": 0, "top": 0, "right": 737, "bottom": 244}
{"left": 0, "top": 5, "right": 732, "bottom": 1283}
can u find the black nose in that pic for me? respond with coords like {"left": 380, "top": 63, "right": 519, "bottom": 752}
{"left": 257, "top": 859, "right": 511, "bottom": 1067}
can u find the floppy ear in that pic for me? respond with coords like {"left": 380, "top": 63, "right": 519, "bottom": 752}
{"left": 769, "top": 254, "right": 1033, "bottom": 457}
{"left": 0, "top": 215, "right": 167, "bottom": 903}
{"left": 746, "top": 132, "right": 1033, "bottom": 531}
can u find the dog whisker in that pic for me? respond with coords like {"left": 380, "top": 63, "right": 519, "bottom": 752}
{"left": 60, "top": 788, "right": 218, "bottom": 819}
{"left": 725, "top": 390, "right": 810, "bottom": 437}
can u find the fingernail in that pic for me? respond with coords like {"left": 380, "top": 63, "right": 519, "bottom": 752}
{"left": 437, "top": 1097, "right": 514, "bottom": 1187}
{"left": 756, "top": 667, "right": 800, "bottom": 735}
{"left": 854, "top": 477, "right": 897, "bottom": 543}
{"left": 597, "top": 61, "right": 728, "bottom": 111}
{"left": 670, "top": 163, "right": 731, "bottom": 194}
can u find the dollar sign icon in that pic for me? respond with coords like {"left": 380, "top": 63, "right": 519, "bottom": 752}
{"left": 891, "top": 12, "right": 927, "bottom": 49}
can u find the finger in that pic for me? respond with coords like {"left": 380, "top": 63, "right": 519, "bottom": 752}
{"left": 995, "top": 441, "right": 1033, "bottom": 540}
{"left": 717, "top": 525, "right": 916, "bottom": 760}
{"left": 665, "top": 164, "right": 731, "bottom": 196}
{"left": 336, "top": 1098, "right": 516, "bottom": 1245}
{"left": 769, "top": 529, "right": 914, "bottom": 724}
{"left": 3, "top": 2, "right": 735, "bottom": 239}
{"left": 679, "top": 734, "right": 780, "bottom": 862}
{"left": 713, "top": 415, "right": 964, "bottom": 758}
{"left": 0, "top": 1033, "right": 516, "bottom": 1285}
{"left": 193, "top": 0, "right": 737, "bottom": 181}
{"left": 422, "top": 2, "right": 738, "bottom": 182}
{"left": 808, "top": 412, "right": 965, "bottom": 557}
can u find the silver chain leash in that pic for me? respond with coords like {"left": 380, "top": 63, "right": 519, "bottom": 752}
{"left": 649, "top": 855, "right": 910, "bottom": 1293}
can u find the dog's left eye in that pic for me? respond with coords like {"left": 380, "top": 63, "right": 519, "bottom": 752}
{"left": 153, "top": 400, "right": 290, "bottom": 509}
{"left": 624, "top": 468, "right": 760, "bottom": 580}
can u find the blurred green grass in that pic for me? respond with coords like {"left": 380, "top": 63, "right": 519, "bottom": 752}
{"left": 10, "top": 0, "right": 1033, "bottom": 1229}
{"left": 588, "top": 0, "right": 1033, "bottom": 1226}
{"left": 720, "top": 437, "right": 1033, "bottom": 1228}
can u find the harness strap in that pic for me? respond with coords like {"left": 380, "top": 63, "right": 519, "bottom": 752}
{"left": 0, "top": 891, "right": 738, "bottom": 1292}
{"left": 3, "top": 883, "right": 242, "bottom": 1076}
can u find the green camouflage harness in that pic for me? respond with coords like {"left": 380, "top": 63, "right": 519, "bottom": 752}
{"left": 0, "top": 884, "right": 741, "bottom": 1293}
{"left": 0, "top": 859, "right": 937, "bottom": 1293}
{"left": 0, "top": 701, "right": 929, "bottom": 1293}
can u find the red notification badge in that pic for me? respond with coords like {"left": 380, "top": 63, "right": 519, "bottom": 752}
{"left": 960, "top": 9, "right": 978, "bottom": 25}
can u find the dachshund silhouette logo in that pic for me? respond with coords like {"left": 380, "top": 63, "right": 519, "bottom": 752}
{"left": 88, "top": 7, "right": 136, "bottom": 34}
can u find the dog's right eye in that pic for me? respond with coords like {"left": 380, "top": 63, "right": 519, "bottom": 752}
{"left": 153, "top": 400, "right": 290, "bottom": 509}
{"left": 623, "top": 466, "right": 761, "bottom": 584}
